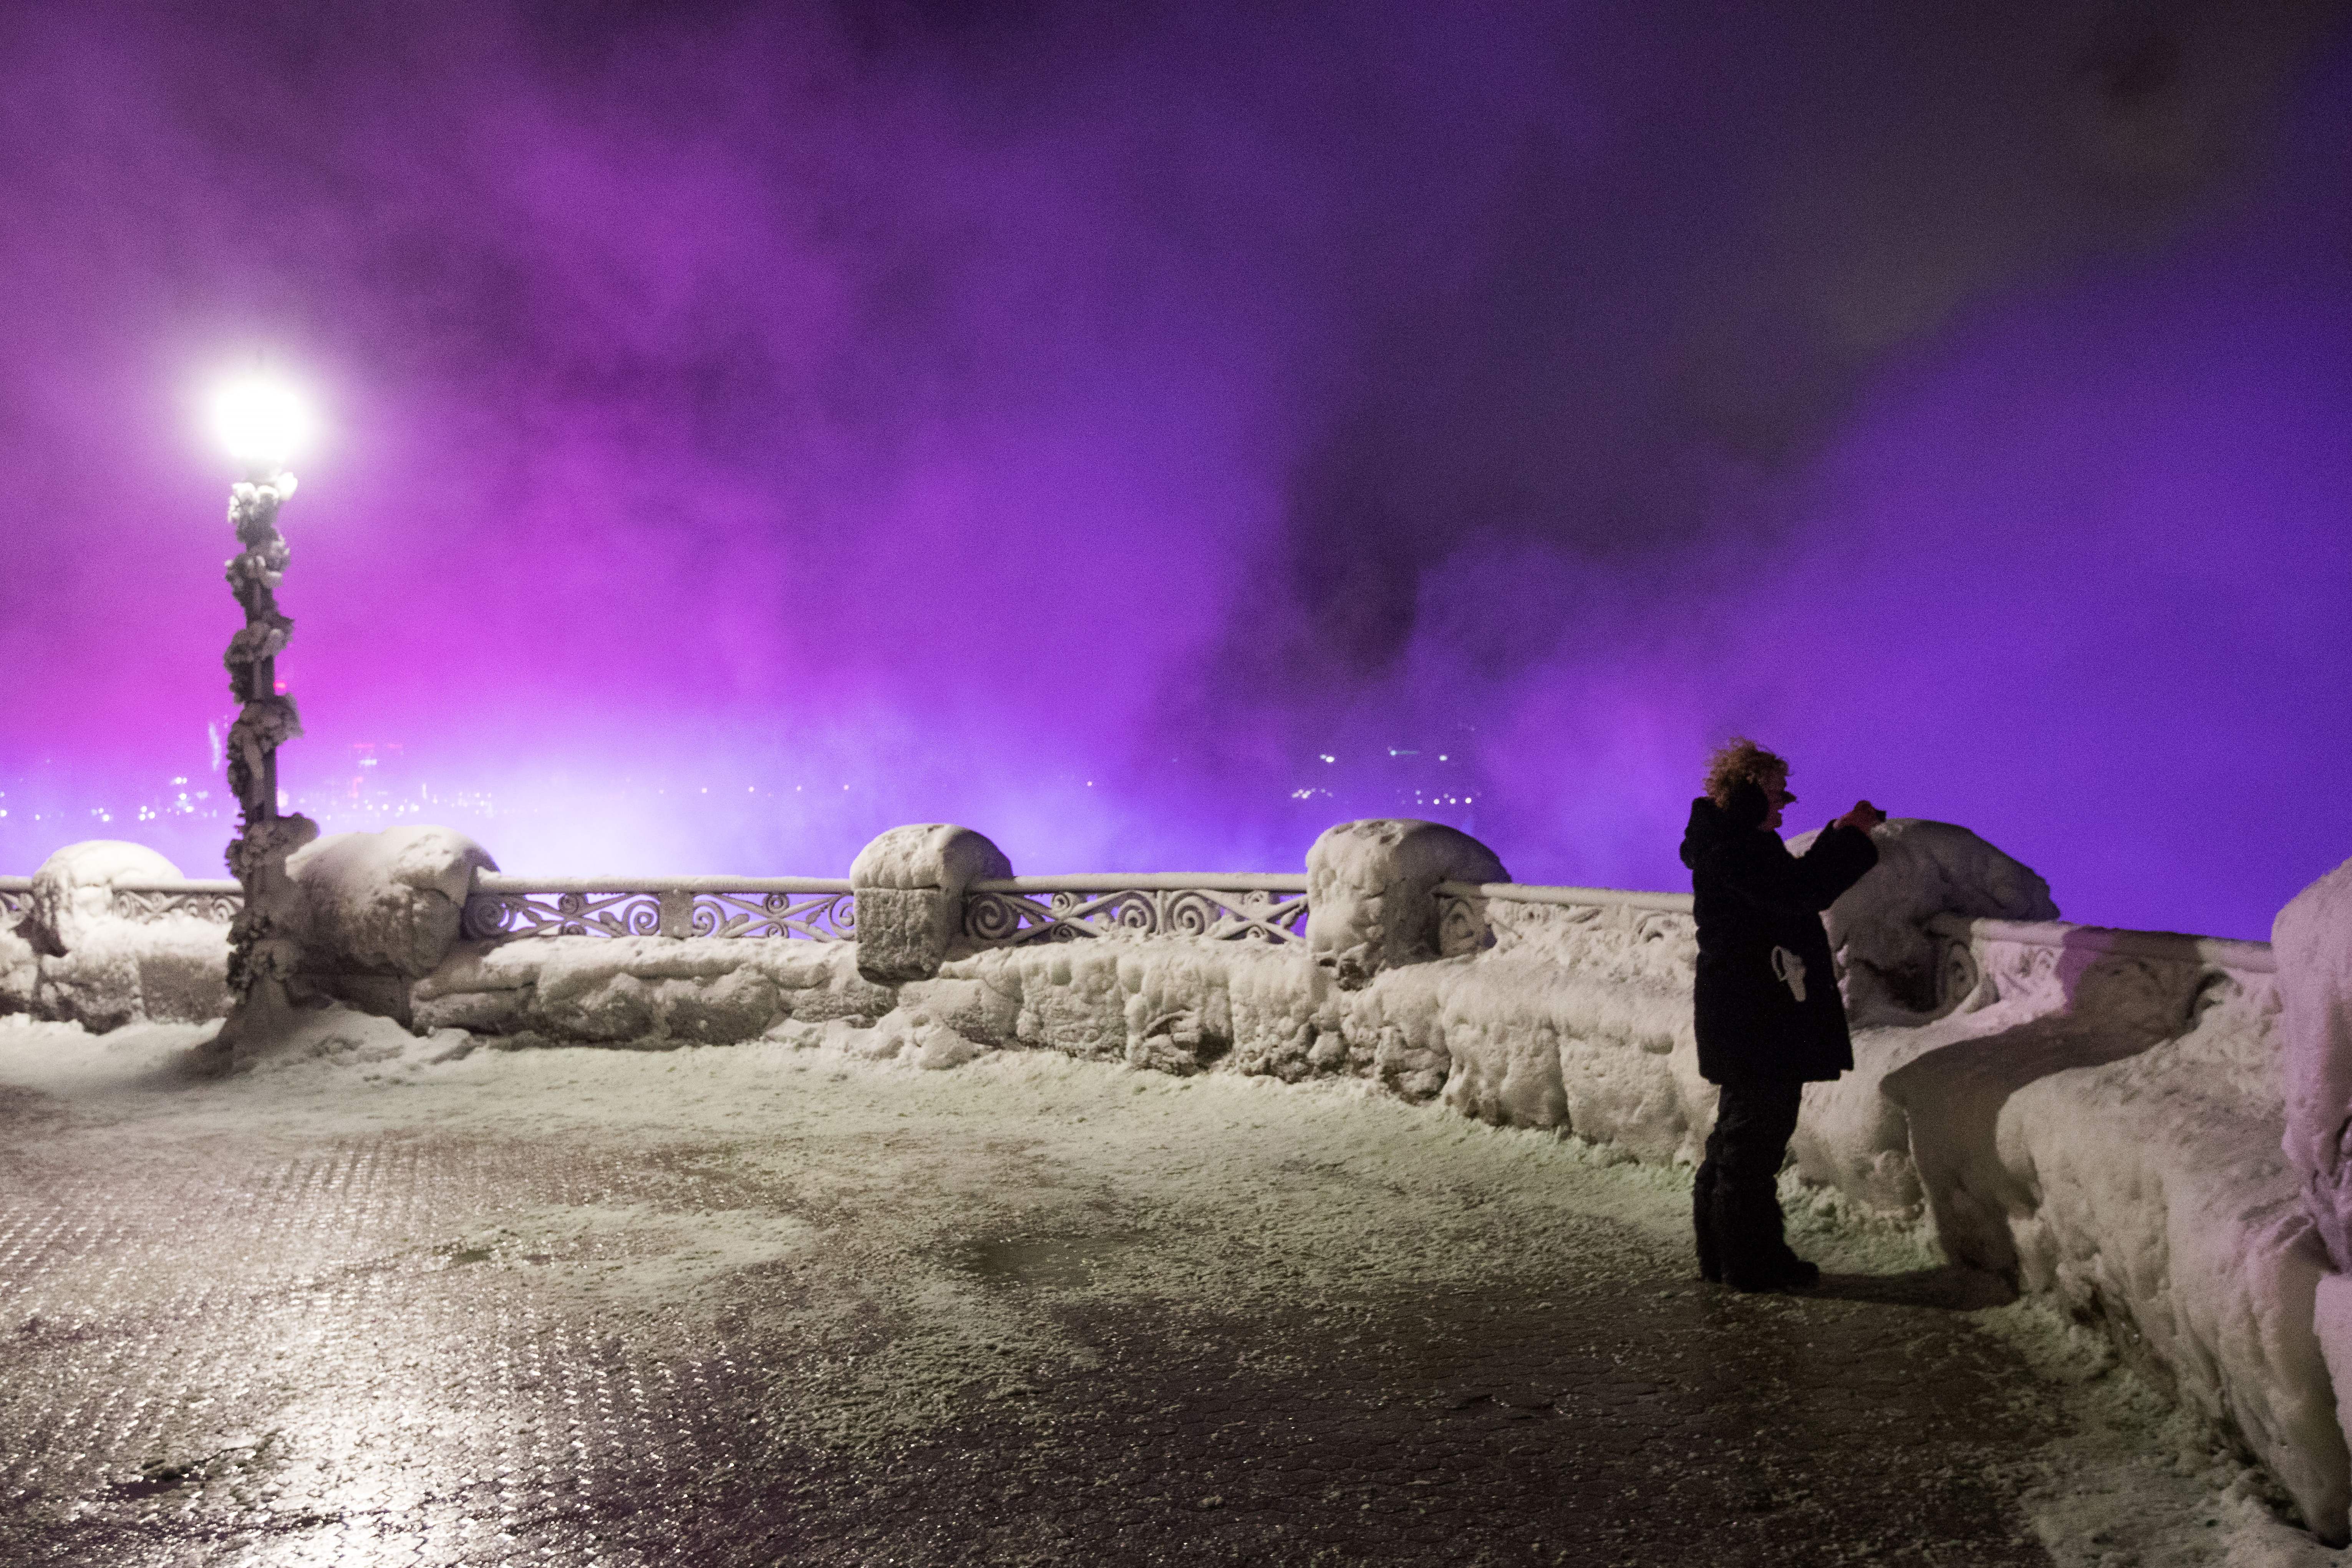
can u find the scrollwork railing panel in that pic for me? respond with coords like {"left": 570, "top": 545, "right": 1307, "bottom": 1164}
{"left": 461, "top": 890, "right": 665, "bottom": 943}
{"left": 963, "top": 885, "right": 1308, "bottom": 948}
{"left": 457, "top": 878, "right": 858, "bottom": 946}
{"left": 690, "top": 891, "right": 856, "bottom": 941}
{"left": 113, "top": 888, "right": 244, "bottom": 925}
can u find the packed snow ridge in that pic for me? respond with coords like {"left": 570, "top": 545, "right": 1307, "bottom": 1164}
{"left": 7, "top": 814, "right": 2352, "bottom": 1544}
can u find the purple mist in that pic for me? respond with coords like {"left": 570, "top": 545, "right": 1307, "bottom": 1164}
{"left": 0, "top": 2, "right": 2346, "bottom": 939}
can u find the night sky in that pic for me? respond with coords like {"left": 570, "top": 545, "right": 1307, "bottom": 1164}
{"left": 2, "top": 0, "right": 2347, "bottom": 938}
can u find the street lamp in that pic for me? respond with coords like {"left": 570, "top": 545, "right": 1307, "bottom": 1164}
{"left": 211, "top": 371, "right": 321, "bottom": 1021}
{"left": 211, "top": 376, "right": 313, "bottom": 477}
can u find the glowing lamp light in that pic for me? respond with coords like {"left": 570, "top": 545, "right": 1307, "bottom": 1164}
{"left": 209, "top": 375, "right": 313, "bottom": 473}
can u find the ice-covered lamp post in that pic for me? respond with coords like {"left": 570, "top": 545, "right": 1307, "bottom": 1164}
{"left": 211, "top": 375, "right": 320, "bottom": 1043}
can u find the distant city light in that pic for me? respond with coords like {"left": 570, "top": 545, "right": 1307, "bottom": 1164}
{"left": 208, "top": 373, "right": 315, "bottom": 471}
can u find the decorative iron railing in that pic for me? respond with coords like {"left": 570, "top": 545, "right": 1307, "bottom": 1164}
{"left": 1923, "top": 912, "right": 2273, "bottom": 974}
{"left": 113, "top": 879, "right": 244, "bottom": 924}
{"left": 458, "top": 876, "right": 856, "bottom": 944}
{"left": 0, "top": 876, "right": 244, "bottom": 926}
{"left": 962, "top": 875, "right": 1310, "bottom": 948}
{"left": 0, "top": 871, "right": 2279, "bottom": 986}
{"left": 1924, "top": 912, "right": 2273, "bottom": 1021}
{"left": 1433, "top": 880, "right": 1694, "bottom": 953}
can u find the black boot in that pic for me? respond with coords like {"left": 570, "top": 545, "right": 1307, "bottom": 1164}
{"left": 1714, "top": 1175, "right": 1810, "bottom": 1293}
{"left": 1693, "top": 1166, "right": 1722, "bottom": 1283}
{"left": 1752, "top": 1185, "right": 1819, "bottom": 1289}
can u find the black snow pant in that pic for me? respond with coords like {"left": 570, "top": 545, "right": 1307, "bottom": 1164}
{"left": 1694, "top": 1076, "right": 1805, "bottom": 1286}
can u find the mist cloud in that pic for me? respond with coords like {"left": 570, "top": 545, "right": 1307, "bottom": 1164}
{"left": 0, "top": 0, "right": 2344, "bottom": 936}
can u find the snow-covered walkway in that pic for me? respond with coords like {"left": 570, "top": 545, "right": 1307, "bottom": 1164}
{"left": 0, "top": 1019, "right": 2325, "bottom": 1566}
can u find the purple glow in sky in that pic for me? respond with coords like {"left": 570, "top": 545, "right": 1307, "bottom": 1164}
{"left": 1, "top": 1, "right": 2346, "bottom": 938}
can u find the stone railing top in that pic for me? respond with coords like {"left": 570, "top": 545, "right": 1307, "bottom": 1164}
{"left": 2, "top": 875, "right": 244, "bottom": 895}
{"left": 1438, "top": 880, "right": 1695, "bottom": 914}
{"left": 473, "top": 874, "right": 853, "bottom": 895}
{"left": 968, "top": 874, "right": 1308, "bottom": 894}
{"left": 1927, "top": 911, "right": 2274, "bottom": 975}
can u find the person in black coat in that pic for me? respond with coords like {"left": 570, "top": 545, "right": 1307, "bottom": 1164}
{"left": 1679, "top": 738, "right": 1883, "bottom": 1291}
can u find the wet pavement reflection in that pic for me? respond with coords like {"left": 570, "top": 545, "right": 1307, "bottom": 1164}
{"left": 0, "top": 1071, "right": 2057, "bottom": 1565}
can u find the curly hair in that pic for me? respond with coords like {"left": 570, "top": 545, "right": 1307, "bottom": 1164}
{"left": 1702, "top": 737, "right": 1787, "bottom": 807}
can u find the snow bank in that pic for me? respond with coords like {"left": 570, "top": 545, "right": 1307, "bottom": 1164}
{"left": 1991, "top": 970, "right": 2346, "bottom": 1541}
{"left": 1775, "top": 907, "right": 2352, "bottom": 1543}
{"left": 226, "top": 999, "right": 474, "bottom": 1073}
{"left": 2279, "top": 855, "right": 2352, "bottom": 1542}
{"left": 5, "top": 842, "right": 230, "bottom": 1030}
{"left": 0, "top": 827, "right": 493, "bottom": 1035}
{"left": 414, "top": 935, "right": 893, "bottom": 1043}
{"left": 0, "top": 915, "right": 31, "bottom": 1012}
{"left": 1433, "top": 901, "right": 1708, "bottom": 1160}
{"left": 2277, "top": 857, "right": 2352, "bottom": 1273}
{"left": 413, "top": 890, "right": 1710, "bottom": 1152}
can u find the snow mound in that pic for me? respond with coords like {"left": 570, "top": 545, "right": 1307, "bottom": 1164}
{"left": 849, "top": 824, "right": 1013, "bottom": 891}
{"left": 2277, "top": 856, "right": 2352, "bottom": 1273}
{"left": 287, "top": 826, "right": 498, "bottom": 979}
{"left": 22, "top": 840, "right": 182, "bottom": 956}
{"left": 851, "top": 824, "right": 1013, "bottom": 983}
{"left": 1306, "top": 819, "right": 1508, "bottom": 988}
{"left": 1788, "top": 818, "right": 2057, "bottom": 1019}
{"left": 10, "top": 842, "right": 230, "bottom": 1031}
{"left": 414, "top": 936, "right": 891, "bottom": 1045}
{"left": 229, "top": 1000, "right": 474, "bottom": 1074}
{"left": 0, "top": 921, "right": 31, "bottom": 1014}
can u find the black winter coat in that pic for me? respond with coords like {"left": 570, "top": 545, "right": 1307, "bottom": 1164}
{"left": 1679, "top": 781, "right": 1879, "bottom": 1085}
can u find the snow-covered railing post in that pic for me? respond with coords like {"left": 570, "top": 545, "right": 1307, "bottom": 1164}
{"left": 1304, "top": 819, "right": 1508, "bottom": 987}
{"left": 851, "top": 825, "right": 1013, "bottom": 982}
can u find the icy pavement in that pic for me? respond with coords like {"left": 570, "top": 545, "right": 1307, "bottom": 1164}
{"left": 0, "top": 1019, "right": 2330, "bottom": 1566}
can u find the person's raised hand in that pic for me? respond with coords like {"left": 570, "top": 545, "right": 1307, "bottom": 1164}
{"left": 1837, "top": 801, "right": 1887, "bottom": 834}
